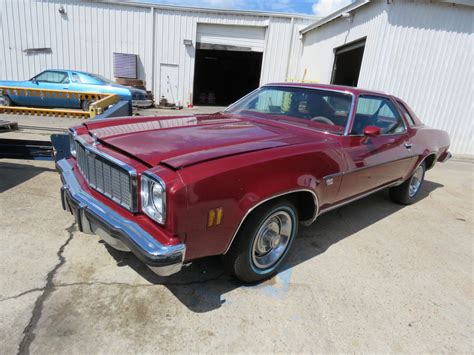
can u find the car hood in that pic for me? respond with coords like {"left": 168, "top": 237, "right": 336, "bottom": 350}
{"left": 85, "top": 114, "right": 311, "bottom": 169}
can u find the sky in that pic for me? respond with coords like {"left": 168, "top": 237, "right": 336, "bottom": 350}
{"left": 133, "top": 0, "right": 355, "bottom": 16}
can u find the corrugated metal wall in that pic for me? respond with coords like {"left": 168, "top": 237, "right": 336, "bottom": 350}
{"left": 300, "top": 1, "right": 473, "bottom": 156}
{"left": 0, "top": 0, "right": 312, "bottom": 107}
{"left": 0, "top": 0, "right": 154, "bottom": 86}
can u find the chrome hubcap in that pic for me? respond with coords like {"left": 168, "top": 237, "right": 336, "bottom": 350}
{"left": 0, "top": 96, "right": 9, "bottom": 106}
{"left": 252, "top": 211, "right": 293, "bottom": 269}
{"left": 409, "top": 165, "right": 423, "bottom": 197}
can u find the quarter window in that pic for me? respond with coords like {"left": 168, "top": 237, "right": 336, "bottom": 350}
{"left": 352, "top": 95, "right": 406, "bottom": 135}
{"left": 396, "top": 100, "right": 416, "bottom": 127}
{"left": 71, "top": 73, "right": 82, "bottom": 83}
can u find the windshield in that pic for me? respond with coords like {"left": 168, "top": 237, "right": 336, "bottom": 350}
{"left": 226, "top": 86, "right": 353, "bottom": 135}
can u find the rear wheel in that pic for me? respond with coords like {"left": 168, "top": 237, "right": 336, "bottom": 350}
{"left": 223, "top": 200, "right": 298, "bottom": 283}
{"left": 0, "top": 95, "right": 12, "bottom": 106}
{"left": 81, "top": 99, "right": 94, "bottom": 111}
{"left": 389, "top": 162, "right": 425, "bottom": 205}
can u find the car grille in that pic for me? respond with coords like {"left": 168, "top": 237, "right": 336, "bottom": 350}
{"left": 75, "top": 141, "right": 134, "bottom": 211}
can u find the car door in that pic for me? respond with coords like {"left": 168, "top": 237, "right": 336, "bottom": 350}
{"left": 336, "top": 94, "right": 414, "bottom": 201}
{"left": 32, "top": 70, "right": 71, "bottom": 108}
{"left": 68, "top": 72, "right": 85, "bottom": 108}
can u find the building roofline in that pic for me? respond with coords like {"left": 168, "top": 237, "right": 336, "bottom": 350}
{"left": 90, "top": 0, "right": 317, "bottom": 20}
{"left": 300, "top": 0, "right": 473, "bottom": 35}
{"left": 300, "top": 0, "right": 371, "bottom": 34}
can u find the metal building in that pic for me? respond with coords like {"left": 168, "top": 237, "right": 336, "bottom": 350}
{"left": 0, "top": 0, "right": 313, "bottom": 107}
{"left": 299, "top": 0, "right": 473, "bottom": 156}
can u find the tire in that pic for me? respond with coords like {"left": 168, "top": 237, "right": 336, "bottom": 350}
{"left": 0, "top": 95, "right": 12, "bottom": 106}
{"left": 223, "top": 200, "right": 298, "bottom": 283}
{"left": 81, "top": 99, "right": 94, "bottom": 111}
{"left": 389, "top": 162, "right": 426, "bottom": 205}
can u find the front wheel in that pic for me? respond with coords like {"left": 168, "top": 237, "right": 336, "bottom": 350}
{"left": 389, "top": 162, "right": 426, "bottom": 205}
{"left": 223, "top": 200, "right": 298, "bottom": 283}
{"left": 0, "top": 95, "right": 12, "bottom": 106}
{"left": 81, "top": 99, "right": 95, "bottom": 111}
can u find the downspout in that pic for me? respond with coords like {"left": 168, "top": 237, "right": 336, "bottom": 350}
{"left": 284, "top": 16, "right": 295, "bottom": 81}
{"left": 150, "top": 6, "right": 156, "bottom": 94}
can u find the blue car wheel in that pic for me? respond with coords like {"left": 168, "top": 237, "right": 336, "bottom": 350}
{"left": 0, "top": 95, "right": 12, "bottom": 106}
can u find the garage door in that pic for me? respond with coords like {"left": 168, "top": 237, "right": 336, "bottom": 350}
{"left": 196, "top": 24, "right": 266, "bottom": 52}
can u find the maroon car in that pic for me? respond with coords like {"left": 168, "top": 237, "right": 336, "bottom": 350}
{"left": 58, "top": 83, "right": 451, "bottom": 282}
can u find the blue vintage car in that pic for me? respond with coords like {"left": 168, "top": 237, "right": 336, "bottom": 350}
{"left": 0, "top": 69, "right": 152, "bottom": 110}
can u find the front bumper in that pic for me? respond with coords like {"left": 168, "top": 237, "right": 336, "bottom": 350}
{"left": 132, "top": 99, "right": 153, "bottom": 108}
{"left": 57, "top": 159, "right": 185, "bottom": 276}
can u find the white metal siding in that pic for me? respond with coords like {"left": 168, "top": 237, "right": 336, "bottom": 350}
{"left": 0, "top": 0, "right": 154, "bottom": 88}
{"left": 0, "top": 0, "right": 313, "bottom": 108}
{"left": 152, "top": 8, "right": 312, "bottom": 106}
{"left": 300, "top": 2, "right": 473, "bottom": 155}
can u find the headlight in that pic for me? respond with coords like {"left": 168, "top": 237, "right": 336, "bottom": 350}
{"left": 141, "top": 173, "right": 166, "bottom": 224}
{"left": 68, "top": 129, "right": 77, "bottom": 157}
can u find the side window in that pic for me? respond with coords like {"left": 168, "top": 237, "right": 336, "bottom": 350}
{"left": 352, "top": 95, "right": 406, "bottom": 135}
{"left": 71, "top": 73, "right": 82, "bottom": 83}
{"left": 35, "top": 71, "right": 69, "bottom": 84}
{"left": 396, "top": 100, "right": 416, "bottom": 127}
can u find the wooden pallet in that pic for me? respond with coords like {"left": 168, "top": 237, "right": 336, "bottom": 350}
{"left": 0, "top": 120, "right": 19, "bottom": 132}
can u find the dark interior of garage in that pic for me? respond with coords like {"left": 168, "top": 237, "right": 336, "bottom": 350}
{"left": 193, "top": 48, "right": 262, "bottom": 106}
{"left": 331, "top": 40, "right": 365, "bottom": 87}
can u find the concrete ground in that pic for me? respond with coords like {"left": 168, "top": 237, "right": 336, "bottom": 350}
{"left": 0, "top": 112, "right": 472, "bottom": 353}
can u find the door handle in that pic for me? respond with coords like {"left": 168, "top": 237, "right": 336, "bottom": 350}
{"left": 404, "top": 143, "right": 413, "bottom": 149}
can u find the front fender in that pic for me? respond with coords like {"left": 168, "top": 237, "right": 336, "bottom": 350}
{"left": 176, "top": 142, "right": 344, "bottom": 260}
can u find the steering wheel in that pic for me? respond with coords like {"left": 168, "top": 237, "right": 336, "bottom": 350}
{"left": 310, "top": 116, "right": 335, "bottom": 125}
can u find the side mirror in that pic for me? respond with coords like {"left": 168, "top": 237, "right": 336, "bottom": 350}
{"left": 363, "top": 125, "right": 381, "bottom": 137}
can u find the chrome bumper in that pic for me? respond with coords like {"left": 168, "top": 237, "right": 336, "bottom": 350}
{"left": 132, "top": 99, "right": 153, "bottom": 108}
{"left": 439, "top": 151, "right": 452, "bottom": 163}
{"left": 57, "top": 159, "right": 185, "bottom": 276}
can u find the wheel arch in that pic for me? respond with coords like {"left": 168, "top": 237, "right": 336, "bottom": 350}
{"left": 223, "top": 189, "right": 319, "bottom": 254}
{"left": 423, "top": 153, "right": 437, "bottom": 170}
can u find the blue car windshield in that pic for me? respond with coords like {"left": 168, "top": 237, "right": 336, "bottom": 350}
{"left": 80, "top": 73, "right": 115, "bottom": 85}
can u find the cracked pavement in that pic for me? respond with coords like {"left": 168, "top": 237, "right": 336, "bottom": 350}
{"left": 0, "top": 145, "right": 472, "bottom": 352}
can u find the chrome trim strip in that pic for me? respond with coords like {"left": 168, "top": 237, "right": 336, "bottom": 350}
{"left": 319, "top": 181, "right": 400, "bottom": 214}
{"left": 57, "top": 158, "right": 185, "bottom": 276}
{"left": 224, "top": 87, "right": 262, "bottom": 112}
{"left": 223, "top": 188, "right": 320, "bottom": 254}
{"left": 344, "top": 91, "right": 357, "bottom": 136}
{"left": 416, "top": 152, "right": 437, "bottom": 171}
{"left": 74, "top": 135, "right": 138, "bottom": 212}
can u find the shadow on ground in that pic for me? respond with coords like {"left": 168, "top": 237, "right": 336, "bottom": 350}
{"left": 0, "top": 162, "right": 56, "bottom": 193}
{"left": 106, "top": 180, "right": 443, "bottom": 313}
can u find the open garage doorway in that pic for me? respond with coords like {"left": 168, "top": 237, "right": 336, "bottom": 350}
{"left": 193, "top": 48, "right": 262, "bottom": 106}
{"left": 193, "top": 24, "right": 265, "bottom": 106}
{"left": 331, "top": 38, "right": 366, "bottom": 87}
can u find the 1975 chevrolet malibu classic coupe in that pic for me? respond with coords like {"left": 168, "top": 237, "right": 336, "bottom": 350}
{"left": 57, "top": 83, "right": 451, "bottom": 282}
